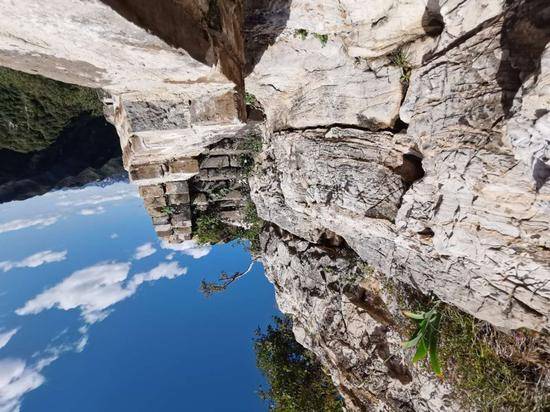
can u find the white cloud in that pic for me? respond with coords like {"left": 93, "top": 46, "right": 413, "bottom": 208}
{"left": 133, "top": 243, "right": 156, "bottom": 260}
{"left": 128, "top": 262, "right": 187, "bottom": 289}
{"left": 57, "top": 192, "right": 137, "bottom": 207}
{"left": 0, "top": 250, "right": 67, "bottom": 273}
{"left": 0, "top": 217, "right": 58, "bottom": 235}
{"left": 0, "top": 330, "right": 19, "bottom": 351}
{"left": 165, "top": 253, "right": 175, "bottom": 261}
{"left": 160, "top": 240, "right": 211, "bottom": 259}
{"left": 110, "top": 233, "right": 118, "bottom": 239}
{"left": 16, "top": 261, "right": 187, "bottom": 324}
{"left": 0, "top": 358, "right": 45, "bottom": 412}
{"left": 79, "top": 206, "right": 105, "bottom": 216}
{"left": 75, "top": 335, "right": 88, "bottom": 353}
{"left": 16, "top": 262, "right": 132, "bottom": 324}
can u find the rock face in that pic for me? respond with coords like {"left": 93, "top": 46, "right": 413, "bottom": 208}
{"left": 244, "top": 0, "right": 405, "bottom": 130}
{"left": 0, "top": 0, "right": 247, "bottom": 174}
{"left": 260, "top": 226, "right": 456, "bottom": 412}
{"left": 1, "top": 0, "right": 549, "bottom": 410}
{"left": 249, "top": 0, "right": 550, "bottom": 333}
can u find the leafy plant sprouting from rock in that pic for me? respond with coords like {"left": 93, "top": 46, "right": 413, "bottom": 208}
{"left": 390, "top": 49, "right": 412, "bottom": 85}
{"left": 294, "top": 28, "right": 308, "bottom": 40}
{"left": 403, "top": 301, "right": 443, "bottom": 376}
{"left": 255, "top": 315, "right": 344, "bottom": 412}
{"left": 194, "top": 213, "right": 228, "bottom": 244}
{"left": 161, "top": 205, "right": 176, "bottom": 215}
{"left": 312, "top": 33, "right": 328, "bottom": 47}
{"left": 293, "top": 29, "right": 329, "bottom": 47}
{"left": 239, "top": 131, "right": 263, "bottom": 177}
{"left": 245, "top": 92, "right": 258, "bottom": 106}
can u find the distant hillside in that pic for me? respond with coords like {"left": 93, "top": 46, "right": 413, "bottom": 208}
{"left": 0, "top": 67, "right": 103, "bottom": 153}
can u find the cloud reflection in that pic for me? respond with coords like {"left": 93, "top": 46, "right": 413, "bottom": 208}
{"left": 0, "top": 330, "right": 19, "bottom": 351}
{"left": 0, "top": 358, "right": 45, "bottom": 412}
{"left": 79, "top": 206, "right": 105, "bottom": 216}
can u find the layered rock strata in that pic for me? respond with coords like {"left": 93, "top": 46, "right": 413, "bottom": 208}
{"left": 136, "top": 135, "right": 254, "bottom": 244}
{"left": 249, "top": 0, "right": 550, "bottom": 332}
{"left": 0, "top": 0, "right": 246, "bottom": 174}
{"left": 260, "top": 226, "right": 457, "bottom": 412}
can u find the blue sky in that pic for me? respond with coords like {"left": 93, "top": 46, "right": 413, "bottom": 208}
{"left": 0, "top": 182, "right": 280, "bottom": 412}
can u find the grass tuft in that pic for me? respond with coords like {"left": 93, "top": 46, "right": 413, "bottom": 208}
{"left": 390, "top": 49, "right": 412, "bottom": 85}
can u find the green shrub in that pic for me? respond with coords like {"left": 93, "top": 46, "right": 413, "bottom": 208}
{"left": 245, "top": 92, "right": 258, "bottom": 106}
{"left": 0, "top": 67, "right": 102, "bottom": 153}
{"left": 194, "top": 213, "right": 230, "bottom": 245}
{"left": 235, "top": 200, "right": 264, "bottom": 253}
{"left": 255, "top": 315, "right": 344, "bottom": 412}
{"left": 161, "top": 205, "right": 176, "bottom": 215}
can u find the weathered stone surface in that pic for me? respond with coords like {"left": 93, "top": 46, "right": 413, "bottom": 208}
{"left": 167, "top": 194, "right": 190, "bottom": 205}
{"left": 245, "top": 1, "right": 405, "bottom": 131}
{"left": 201, "top": 156, "right": 231, "bottom": 169}
{"left": 0, "top": 0, "right": 243, "bottom": 95}
{"left": 260, "top": 226, "right": 456, "bottom": 412}
{"left": 251, "top": 127, "right": 415, "bottom": 240}
{"left": 0, "top": 0, "right": 248, "bottom": 174}
{"left": 251, "top": 125, "right": 549, "bottom": 331}
{"left": 165, "top": 181, "right": 189, "bottom": 195}
{"left": 138, "top": 185, "right": 165, "bottom": 199}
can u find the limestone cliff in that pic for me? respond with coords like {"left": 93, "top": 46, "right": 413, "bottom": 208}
{"left": 249, "top": 0, "right": 550, "bottom": 333}
{"left": 260, "top": 225, "right": 457, "bottom": 411}
{"left": 1, "top": 0, "right": 549, "bottom": 410}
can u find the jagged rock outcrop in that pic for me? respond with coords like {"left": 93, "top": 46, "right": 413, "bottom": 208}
{"left": 1, "top": 1, "right": 548, "bottom": 409}
{"left": 250, "top": 0, "right": 550, "bottom": 333}
{"left": 260, "top": 226, "right": 456, "bottom": 412}
{"left": 244, "top": 0, "right": 405, "bottom": 130}
{"left": 0, "top": 0, "right": 247, "bottom": 175}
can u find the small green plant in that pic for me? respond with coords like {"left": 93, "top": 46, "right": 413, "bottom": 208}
{"left": 209, "top": 186, "right": 230, "bottom": 201}
{"left": 161, "top": 205, "right": 176, "bottom": 215}
{"left": 294, "top": 28, "right": 309, "bottom": 40}
{"left": 313, "top": 33, "right": 328, "bottom": 47}
{"left": 240, "top": 131, "right": 262, "bottom": 153}
{"left": 390, "top": 49, "right": 412, "bottom": 85}
{"left": 239, "top": 153, "right": 255, "bottom": 176}
{"left": 195, "top": 213, "right": 228, "bottom": 245}
{"left": 244, "top": 92, "right": 257, "bottom": 106}
{"left": 403, "top": 301, "right": 442, "bottom": 376}
{"left": 237, "top": 131, "right": 263, "bottom": 177}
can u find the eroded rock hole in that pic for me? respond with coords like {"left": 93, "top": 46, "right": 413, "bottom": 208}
{"left": 422, "top": 0, "right": 445, "bottom": 37}
{"left": 417, "top": 227, "right": 435, "bottom": 238}
{"left": 396, "top": 154, "right": 425, "bottom": 189}
{"left": 497, "top": 0, "right": 550, "bottom": 117}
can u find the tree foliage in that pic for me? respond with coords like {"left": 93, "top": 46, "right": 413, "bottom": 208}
{"left": 254, "top": 316, "right": 344, "bottom": 412}
{"left": 0, "top": 67, "right": 102, "bottom": 153}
